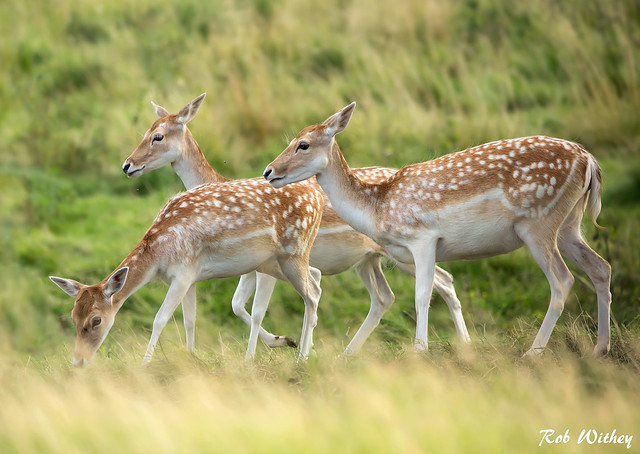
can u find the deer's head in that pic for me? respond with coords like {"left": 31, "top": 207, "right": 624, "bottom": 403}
{"left": 49, "top": 267, "right": 128, "bottom": 367}
{"left": 123, "top": 94, "right": 206, "bottom": 177}
{"left": 264, "top": 102, "right": 355, "bottom": 187}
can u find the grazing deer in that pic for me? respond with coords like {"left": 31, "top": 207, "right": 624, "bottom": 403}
{"left": 264, "top": 103, "right": 611, "bottom": 356}
{"left": 122, "top": 94, "right": 470, "bottom": 356}
{"left": 50, "top": 177, "right": 324, "bottom": 366}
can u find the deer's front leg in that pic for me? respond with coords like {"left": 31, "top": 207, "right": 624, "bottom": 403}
{"left": 182, "top": 284, "right": 197, "bottom": 352}
{"left": 411, "top": 239, "right": 438, "bottom": 352}
{"left": 143, "top": 278, "right": 193, "bottom": 365}
{"left": 397, "top": 262, "right": 471, "bottom": 344}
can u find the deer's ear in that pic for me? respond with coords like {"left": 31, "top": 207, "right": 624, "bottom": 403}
{"left": 322, "top": 102, "right": 356, "bottom": 137}
{"left": 50, "top": 276, "right": 84, "bottom": 298}
{"left": 176, "top": 93, "right": 206, "bottom": 125}
{"left": 103, "top": 267, "right": 129, "bottom": 300}
{"left": 151, "top": 101, "right": 170, "bottom": 118}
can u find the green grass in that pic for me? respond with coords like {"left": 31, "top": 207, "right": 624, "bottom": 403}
{"left": 1, "top": 0, "right": 639, "bottom": 451}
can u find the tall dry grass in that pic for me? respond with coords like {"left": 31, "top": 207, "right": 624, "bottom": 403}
{"left": 1, "top": 331, "right": 639, "bottom": 454}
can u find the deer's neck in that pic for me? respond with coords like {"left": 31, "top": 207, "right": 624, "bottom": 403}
{"left": 172, "top": 133, "right": 228, "bottom": 189}
{"left": 315, "top": 142, "right": 379, "bottom": 238}
{"left": 108, "top": 241, "right": 158, "bottom": 310}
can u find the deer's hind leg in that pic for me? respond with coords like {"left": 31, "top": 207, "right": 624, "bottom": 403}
{"left": 557, "top": 201, "right": 611, "bottom": 356}
{"left": 516, "top": 223, "right": 574, "bottom": 356}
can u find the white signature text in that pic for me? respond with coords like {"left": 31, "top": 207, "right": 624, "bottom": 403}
{"left": 539, "top": 429, "right": 632, "bottom": 449}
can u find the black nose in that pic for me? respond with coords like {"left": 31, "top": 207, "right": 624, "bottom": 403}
{"left": 263, "top": 168, "right": 272, "bottom": 179}
{"left": 122, "top": 163, "right": 131, "bottom": 174}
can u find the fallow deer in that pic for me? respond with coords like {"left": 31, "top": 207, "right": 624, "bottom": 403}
{"left": 122, "top": 94, "right": 470, "bottom": 356}
{"left": 264, "top": 103, "right": 611, "bottom": 356}
{"left": 50, "top": 177, "right": 324, "bottom": 366}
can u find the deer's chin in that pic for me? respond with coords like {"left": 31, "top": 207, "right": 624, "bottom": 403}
{"left": 267, "top": 176, "right": 287, "bottom": 188}
{"left": 72, "top": 350, "right": 97, "bottom": 367}
{"left": 126, "top": 166, "right": 146, "bottom": 178}
{"left": 73, "top": 357, "right": 89, "bottom": 368}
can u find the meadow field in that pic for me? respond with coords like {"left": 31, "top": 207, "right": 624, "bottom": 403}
{"left": 1, "top": 0, "right": 639, "bottom": 452}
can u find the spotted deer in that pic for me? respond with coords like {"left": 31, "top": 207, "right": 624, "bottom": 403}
{"left": 50, "top": 177, "right": 324, "bottom": 366}
{"left": 264, "top": 103, "right": 612, "bottom": 356}
{"left": 122, "top": 94, "right": 470, "bottom": 356}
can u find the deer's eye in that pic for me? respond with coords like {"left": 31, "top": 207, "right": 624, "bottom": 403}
{"left": 91, "top": 316, "right": 102, "bottom": 328}
{"left": 152, "top": 133, "right": 164, "bottom": 144}
{"left": 297, "top": 142, "right": 309, "bottom": 151}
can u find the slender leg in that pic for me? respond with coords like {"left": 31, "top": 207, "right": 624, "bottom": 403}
{"left": 143, "top": 278, "right": 193, "bottom": 364}
{"left": 410, "top": 239, "right": 439, "bottom": 351}
{"left": 279, "top": 258, "right": 322, "bottom": 361}
{"left": 398, "top": 262, "right": 471, "bottom": 343}
{"left": 517, "top": 226, "right": 574, "bottom": 356}
{"left": 246, "top": 273, "right": 277, "bottom": 360}
{"left": 182, "top": 284, "right": 197, "bottom": 352}
{"left": 558, "top": 223, "right": 611, "bottom": 356}
{"left": 433, "top": 267, "right": 471, "bottom": 343}
{"left": 231, "top": 272, "right": 295, "bottom": 348}
{"left": 344, "top": 255, "right": 395, "bottom": 355}
{"left": 231, "top": 273, "right": 257, "bottom": 325}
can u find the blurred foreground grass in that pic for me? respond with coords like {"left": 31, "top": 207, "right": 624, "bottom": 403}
{"left": 1, "top": 331, "right": 639, "bottom": 454}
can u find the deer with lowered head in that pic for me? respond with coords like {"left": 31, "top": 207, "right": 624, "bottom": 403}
{"left": 121, "top": 94, "right": 471, "bottom": 356}
{"left": 263, "top": 102, "right": 611, "bottom": 356}
{"left": 50, "top": 172, "right": 325, "bottom": 366}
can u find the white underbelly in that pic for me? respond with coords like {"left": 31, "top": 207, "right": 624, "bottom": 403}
{"left": 435, "top": 227, "right": 523, "bottom": 261}
{"left": 434, "top": 204, "right": 523, "bottom": 260}
{"left": 310, "top": 227, "right": 381, "bottom": 274}
{"left": 377, "top": 242, "right": 414, "bottom": 264}
{"left": 375, "top": 195, "right": 525, "bottom": 264}
{"left": 195, "top": 248, "right": 273, "bottom": 280}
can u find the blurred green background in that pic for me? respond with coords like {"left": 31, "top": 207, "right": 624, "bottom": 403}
{"left": 1, "top": 0, "right": 638, "bottom": 360}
